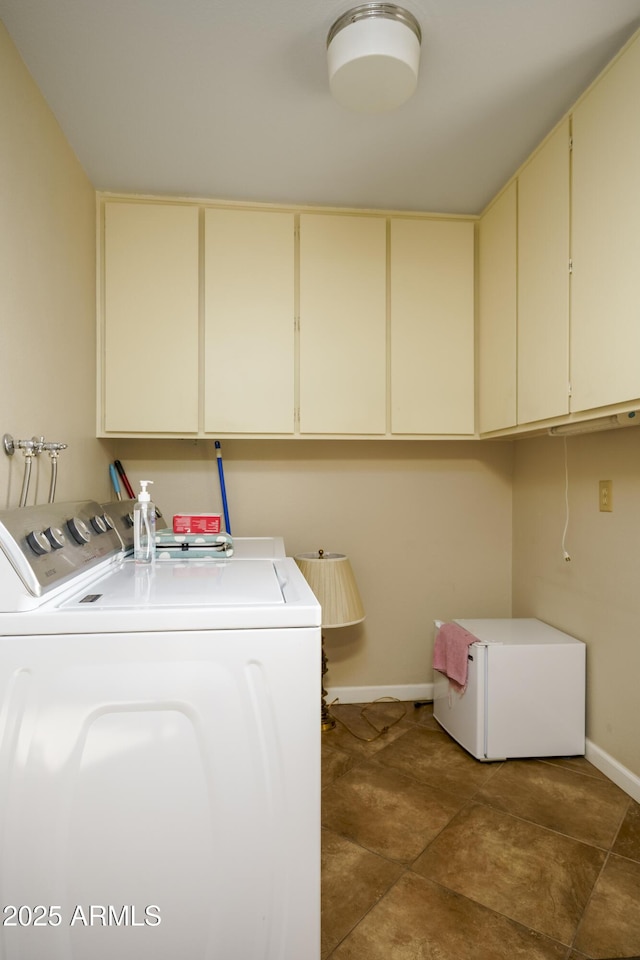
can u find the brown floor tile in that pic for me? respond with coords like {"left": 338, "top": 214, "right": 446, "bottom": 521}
{"left": 322, "top": 760, "right": 465, "bottom": 863}
{"left": 474, "top": 758, "right": 630, "bottom": 847}
{"left": 322, "top": 741, "right": 360, "bottom": 786}
{"left": 413, "top": 703, "right": 442, "bottom": 731}
{"left": 612, "top": 800, "right": 640, "bottom": 863}
{"left": 405, "top": 700, "right": 440, "bottom": 729}
{"left": 330, "top": 871, "right": 568, "bottom": 960}
{"left": 321, "top": 828, "right": 403, "bottom": 959}
{"left": 320, "top": 705, "right": 638, "bottom": 959}
{"left": 573, "top": 854, "right": 640, "bottom": 958}
{"left": 323, "top": 702, "right": 416, "bottom": 758}
{"left": 373, "top": 725, "right": 501, "bottom": 797}
{"left": 412, "top": 803, "right": 605, "bottom": 944}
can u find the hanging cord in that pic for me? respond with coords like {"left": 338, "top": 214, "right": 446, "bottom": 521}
{"left": 328, "top": 697, "right": 407, "bottom": 743}
{"left": 562, "top": 436, "right": 571, "bottom": 562}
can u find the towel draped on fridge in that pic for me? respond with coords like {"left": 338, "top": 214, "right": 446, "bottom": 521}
{"left": 433, "top": 621, "right": 478, "bottom": 691}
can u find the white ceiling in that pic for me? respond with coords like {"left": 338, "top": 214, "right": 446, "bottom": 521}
{"left": 2, "top": 0, "right": 640, "bottom": 214}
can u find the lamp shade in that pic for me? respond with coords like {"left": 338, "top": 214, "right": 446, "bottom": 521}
{"left": 295, "top": 551, "right": 365, "bottom": 628}
{"left": 327, "top": 3, "right": 422, "bottom": 113}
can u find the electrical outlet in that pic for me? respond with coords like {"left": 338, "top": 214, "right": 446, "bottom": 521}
{"left": 599, "top": 480, "right": 613, "bottom": 512}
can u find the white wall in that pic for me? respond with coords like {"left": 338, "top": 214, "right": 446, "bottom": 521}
{"left": 0, "top": 21, "right": 110, "bottom": 507}
{"left": 104, "top": 438, "right": 514, "bottom": 690}
{"left": 513, "top": 429, "right": 640, "bottom": 779}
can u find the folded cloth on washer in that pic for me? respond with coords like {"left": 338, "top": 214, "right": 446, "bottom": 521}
{"left": 155, "top": 530, "right": 233, "bottom": 559}
{"left": 433, "top": 622, "right": 478, "bottom": 691}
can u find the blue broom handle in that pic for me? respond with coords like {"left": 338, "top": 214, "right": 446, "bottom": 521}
{"left": 215, "top": 441, "right": 231, "bottom": 535}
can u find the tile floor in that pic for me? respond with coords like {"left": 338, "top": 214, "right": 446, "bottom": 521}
{"left": 321, "top": 700, "right": 640, "bottom": 960}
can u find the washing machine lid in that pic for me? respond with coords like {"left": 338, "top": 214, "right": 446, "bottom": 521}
{"left": 1, "top": 555, "right": 320, "bottom": 634}
{"left": 61, "top": 558, "right": 287, "bottom": 610}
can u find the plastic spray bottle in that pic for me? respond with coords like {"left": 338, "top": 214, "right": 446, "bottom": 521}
{"left": 133, "top": 480, "right": 156, "bottom": 563}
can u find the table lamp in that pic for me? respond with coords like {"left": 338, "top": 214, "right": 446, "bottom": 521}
{"left": 295, "top": 549, "right": 365, "bottom": 731}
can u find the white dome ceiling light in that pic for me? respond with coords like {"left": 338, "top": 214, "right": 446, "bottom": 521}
{"left": 327, "top": 3, "right": 422, "bottom": 113}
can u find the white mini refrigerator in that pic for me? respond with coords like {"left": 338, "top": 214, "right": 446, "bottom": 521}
{"left": 433, "top": 618, "right": 586, "bottom": 761}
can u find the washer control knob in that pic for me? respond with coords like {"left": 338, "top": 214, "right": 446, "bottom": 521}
{"left": 26, "top": 530, "right": 52, "bottom": 556}
{"left": 101, "top": 513, "right": 115, "bottom": 531}
{"left": 90, "top": 514, "right": 108, "bottom": 534}
{"left": 67, "top": 517, "right": 91, "bottom": 544}
{"left": 44, "top": 526, "right": 66, "bottom": 550}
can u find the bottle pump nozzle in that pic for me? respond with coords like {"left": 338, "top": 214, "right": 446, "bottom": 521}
{"left": 138, "top": 480, "right": 153, "bottom": 502}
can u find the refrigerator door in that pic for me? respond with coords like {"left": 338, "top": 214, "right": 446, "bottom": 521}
{"left": 433, "top": 644, "right": 486, "bottom": 759}
{"left": 485, "top": 640, "right": 585, "bottom": 760}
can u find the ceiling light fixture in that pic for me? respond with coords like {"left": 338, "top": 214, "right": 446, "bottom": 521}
{"left": 327, "top": 3, "right": 422, "bottom": 113}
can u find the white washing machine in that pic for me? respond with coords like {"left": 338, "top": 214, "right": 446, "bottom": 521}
{"left": 0, "top": 500, "right": 321, "bottom": 960}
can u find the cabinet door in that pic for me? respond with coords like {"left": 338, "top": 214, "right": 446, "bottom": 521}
{"left": 391, "top": 218, "right": 475, "bottom": 435}
{"left": 517, "top": 118, "right": 570, "bottom": 424}
{"left": 103, "top": 202, "right": 199, "bottom": 433}
{"left": 299, "top": 214, "right": 386, "bottom": 435}
{"left": 571, "top": 34, "right": 640, "bottom": 411}
{"left": 204, "top": 209, "right": 295, "bottom": 433}
{"left": 477, "top": 184, "right": 517, "bottom": 433}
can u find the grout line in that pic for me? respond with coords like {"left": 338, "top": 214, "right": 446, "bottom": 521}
{"left": 568, "top": 848, "right": 611, "bottom": 956}
{"left": 609, "top": 794, "right": 633, "bottom": 852}
{"left": 323, "top": 870, "right": 411, "bottom": 960}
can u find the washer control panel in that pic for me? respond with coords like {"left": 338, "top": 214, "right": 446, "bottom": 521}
{"left": 100, "top": 499, "right": 166, "bottom": 551}
{"left": 0, "top": 500, "right": 124, "bottom": 597}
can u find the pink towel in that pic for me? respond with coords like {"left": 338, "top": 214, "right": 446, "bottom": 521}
{"left": 433, "top": 622, "right": 478, "bottom": 691}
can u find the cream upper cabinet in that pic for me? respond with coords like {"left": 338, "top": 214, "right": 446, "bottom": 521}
{"left": 478, "top": 183, "right": 517, "bottom": 434}
{"left": 102, "top": 202, "right": 199, "bottom": 433}
{"left": 517, "top": 118, "right": 570, "bottom": 424}
{"left": 101, "top": 200, "right": 473, "bottom": 440}
{"left": 204, "top": 208, "right": 295, "bottom": 433}
{"left": 299, "top": 213, "right": 387, "bottom": 435}
{"left": 571, "top": 33, "right": 640, "bottom": 412}
{"left": 390, "top": 218, "right": 475, "bottom": 435}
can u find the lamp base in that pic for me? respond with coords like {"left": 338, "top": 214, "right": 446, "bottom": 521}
{"left": 321, "top": 635, "right": 336, "bottom": 731}
{"left": 321, "top": 704, "right": 336, "bottom": 732}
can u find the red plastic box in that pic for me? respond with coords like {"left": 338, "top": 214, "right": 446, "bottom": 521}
{"left": 173, "top": 513, "right": 222, "bottom": 534}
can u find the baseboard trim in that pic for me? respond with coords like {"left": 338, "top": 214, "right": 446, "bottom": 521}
{"left": 326, "top": 683, "right": 434, "bottom": 706}
{"left": 585, "top": 739, "right": 640, "bottom": 803}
